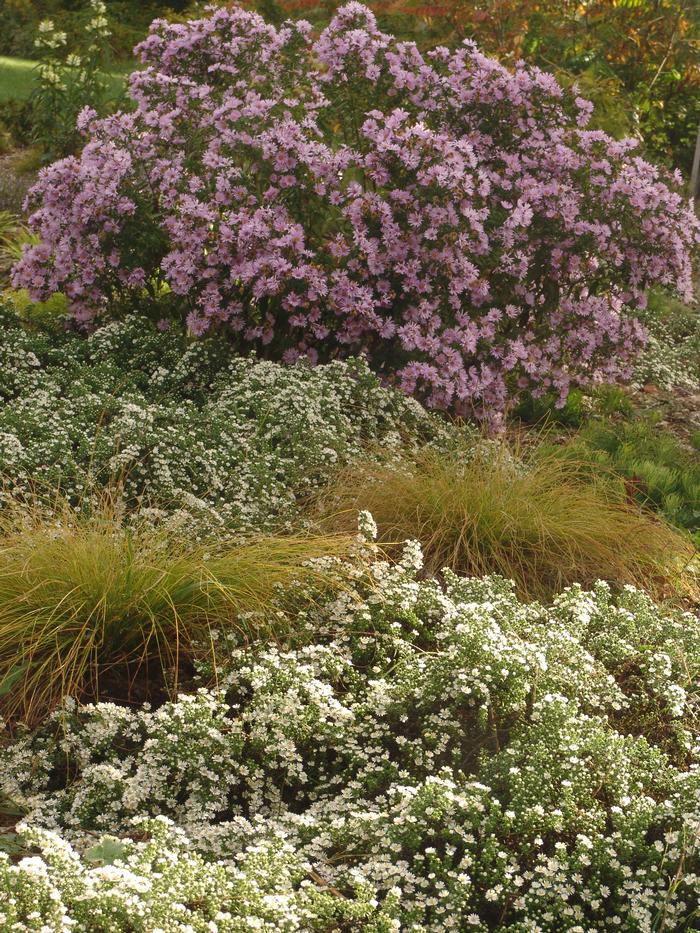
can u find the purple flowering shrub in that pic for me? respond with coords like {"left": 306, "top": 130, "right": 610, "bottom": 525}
{"left": 13, "top": 3, "right": 699, "bottom": 420}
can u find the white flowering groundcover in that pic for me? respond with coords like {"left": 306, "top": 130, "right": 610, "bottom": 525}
{"left": 0, "top": 304, "right": 446, "bottom": 534}
{"left": 2, "top": 526, "right": 699, "bottom": 931}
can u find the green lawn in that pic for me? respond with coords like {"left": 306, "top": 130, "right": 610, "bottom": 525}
{"left": 0, "top": 56, "right": 36, "bottom": 101}
{"left": 0, "top": 55, "right": 132, "bottom": 103}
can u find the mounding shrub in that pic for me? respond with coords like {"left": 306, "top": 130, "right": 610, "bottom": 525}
{"left": 0, "top": 499, "right": 360, "bottom": 726}
{"left": 314, "top": 440, "right": 697, "bottom": 601}
{"left": 0, "top": 305, "right": 444, "bottom": 533}
{"left": 12, "top": 3, "right": 699, "bottom": 422}
{"left": 3, "top": 534, "right": 700, "bottom": 929}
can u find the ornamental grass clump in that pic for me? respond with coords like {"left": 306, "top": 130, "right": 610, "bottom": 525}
{"left": 0, "top": 499, "right": 358, "bottom": 726}
{"left": 12, "top": 3, "right": 699, "bottom": 423}
{"left": 316, "top": 441, "right": 697, "bottom": 601}
{"left": 0, "top": 212, "right": 32, "bottom": 286}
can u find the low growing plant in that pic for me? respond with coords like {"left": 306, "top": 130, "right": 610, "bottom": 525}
{"left": 0, "top": 499, "right": 360, "bottom": 726}
{"left": 2, "top": 534, "right": 699, "bottom": 928}
{"left": 314, "top": 440, "right": 697, "bottom": 600}
{"left": 0, "top": 817, "right": 400, "bottom": 932}
{"left": 0, "top": 305, "right": 445, "bottom": 534}
{"left": 560, "top": 416, "right": 700, "bottom": 540}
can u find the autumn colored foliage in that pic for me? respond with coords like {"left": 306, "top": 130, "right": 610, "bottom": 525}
{"left": 260, "top": 0, "right": 700, "bottom": 173}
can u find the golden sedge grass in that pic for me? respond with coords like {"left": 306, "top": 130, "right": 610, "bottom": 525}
{"left": 314, "top": 440, "right": 697, "bottom": 603}
{"left": 0, "top": 500, "right": 359, "bottom": 726}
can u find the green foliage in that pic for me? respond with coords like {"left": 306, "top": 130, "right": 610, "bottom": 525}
{"left": 513, "top": 383, "right": 635, "bottom": 428}
{"left": 593, "top": 385, "right": 635, "bottom": 418}
{"left": 553, "top": 65, "right": 633, "bottom": 140}
{"left": 512, "top": 386, "right": 589, "bottom": 427}
{"left": 2, "top": 288, "right": 67, "bottom": 328}
{"left": 564, "top": 416, "right": 700, "bottom": 537}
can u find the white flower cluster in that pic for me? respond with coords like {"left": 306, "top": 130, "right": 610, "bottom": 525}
{"left": 34, "top": 20, "right": 67, "bottom": 51}
{"left": 633, "top": 332, "right": 700, "bottom": 391}
{"left": 0, "top": 306, "right": 447, "bottom": 534}
{"left": 86, "top": 0, "right": 111, "bottom": 40}
{"left": 1, "top": 817, "right": 399, "bottom": 931}
{"left": 35, "top": 63, "right": 66, "bottom": 89}
{"left": 632, "top": 296, "right": 700, "bottom": 391}
{"left": 3, "top": 546, "right": 699, "bottom": 930}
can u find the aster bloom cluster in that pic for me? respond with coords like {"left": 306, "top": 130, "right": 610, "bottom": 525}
{"left": 13, "top": 4, "right": 699, "bottom": 421}
{"left": 0, "top": 303, "right": 446, "bottom": 533}
{"left": 3, "top": 533, "right": 700, "bottom": 930}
